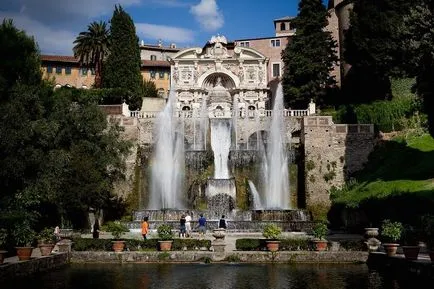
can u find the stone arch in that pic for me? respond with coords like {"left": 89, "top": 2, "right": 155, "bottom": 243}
{"left": 198, "top": 70, "right": 239, "bottom": 89}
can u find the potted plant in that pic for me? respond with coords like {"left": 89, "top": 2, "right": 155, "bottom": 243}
{"left": 105, "top": 221, "right": 129, "bottom": 252}
{"left": 12, "top": 222, "right": 36, "bottom": 261}
{"left": 401, "top": 225, "right": 421, "bottom": 260}
{"left": 381, "top": 219, "right": 403, "bottom": 257}
{"left": 37, "top": 227, "right": 57, "bottom": 256}
{"left": 157, "top": 224, "right": 174, "bottom": 251}
{"left": 312, "top": 221, "right": 328, "bottom": 251}
{"left": 262, "top": 223, "right": 282, "bottom": 252}
{"left": 0, "top": 228, "right": 8, "bottom": 264}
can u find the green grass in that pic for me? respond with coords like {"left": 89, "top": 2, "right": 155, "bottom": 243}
{"left": 332, "top": 134, "right": 434, "bottom": 208}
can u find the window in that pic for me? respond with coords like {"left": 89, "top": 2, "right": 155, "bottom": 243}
{"left": 150, "top": 55, "right": 157, "bottom": 61}
{"left": 280, "top": 22, "right": 286, "bottom": 31}
{"left": 65, "top": 67, "right": 71, "bottom": 75}
{"left": 47, "top": 66, "right": 53, "bottom": 73}
{"left": 159, "top": 71, "right": 165, "bottom": 79}
{"left": 56, "top": 67, "right": 62, "bottom": 74}
{"left": 150, "top": 71, "right": 156, "bottom": 79}
{"left": 271, "top": 39, "right": 281, "bottom": 47}
{"left": 239, "top": 41, "right": 249, "bottom": 47}
{"left": 272, "top": 63, "right": 281, "bottom": 78}
{"left": 81, "top": 68, "right": 88, "bottom": 76}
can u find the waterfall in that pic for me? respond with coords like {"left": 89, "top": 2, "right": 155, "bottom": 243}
{"left": 210, "top": 118, "right": 231, "bottom": 179}
{"left": 149, "top": 89, "right": 185, "bottom": 209}
{"left": 260, "top": 84, "right": 290, "bottom": 209}
{"left": 199, "top": 96, "right": 208, "bottom": 150}
{"left": 248, "top": 180, "right": 263, "bottom": 209}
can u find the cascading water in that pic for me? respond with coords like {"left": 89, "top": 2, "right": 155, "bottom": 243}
{"left": 210, "top": 118, "right": 232, "bottom": 179}
{"left": 260, "top": 84, "right": 290, "bottom": 209}
{"left": 248, "top": 180, "right": 263, "bottom": 209}
{"left": 149, "top": 89, "right": 185, "bottom": 209}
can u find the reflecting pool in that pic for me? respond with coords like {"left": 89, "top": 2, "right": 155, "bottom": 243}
{"left": 2, "top": 263, "right": 420, "bottom": 289}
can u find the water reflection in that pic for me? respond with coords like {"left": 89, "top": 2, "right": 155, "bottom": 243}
{"left": 1, "top": 263, "right": 425, "bottom": 289}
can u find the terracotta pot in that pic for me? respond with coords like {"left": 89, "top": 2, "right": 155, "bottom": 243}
{"left": 39, "top": 244, "right": 55, "bottom": 256}
{"left": 383, "top": 243, "right": 399, "bottom": 257}
{"left": 0, "top": 250, "right": 7, "bottom": 264}
{"left": 266, "top": 240, "right": 280, "bottom": 252}
{"left": 112, "top": 240, "right": 126, "bottom": 252}
{"left": 15, "top": 247, "right": 33, "bottom": 261}
{"left": 313, "top": 240, "right": 328, "bottom": 251}
{"left": 158, "top": 240, "right": 173, "bottom": 251}
{"left": 402, "top": 246, "right": 420, "bottom": 260}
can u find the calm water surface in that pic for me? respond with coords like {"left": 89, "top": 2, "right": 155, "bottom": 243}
{"left": 3, "top": 263, "right": 421, "bottom": 289}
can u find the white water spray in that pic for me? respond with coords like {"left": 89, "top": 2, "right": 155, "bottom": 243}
{"left": 260, "top": 84, "right": 290, "bottom": 208}
{"left": 210, "top": 119, "right": 231, "bottom": 179}
{"left": 248, "top": 180, "right": 263, "bottom": 209}
{"left": 149, "top": 89, "right": 185, "bottom": 209}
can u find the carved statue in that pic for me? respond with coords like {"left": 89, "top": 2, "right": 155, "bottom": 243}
{"left": 173, "top": 67, "right": 179, "bottom": 82}
{"left": 215, "top": 77, "right": 222, "bottom": 87}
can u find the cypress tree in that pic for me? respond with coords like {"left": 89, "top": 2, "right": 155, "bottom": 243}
{"left": 102, "top": 5, "right": 142, "bottom": 110}
{"left": 343, "top": 0, "right": 412, "bottom": 103}
{"left": 281, "top": 0, "right": 338, "bottom": 108}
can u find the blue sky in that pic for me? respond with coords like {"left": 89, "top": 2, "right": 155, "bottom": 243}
{"left": 0, "top": 0, "right": 328, "bottom": 55}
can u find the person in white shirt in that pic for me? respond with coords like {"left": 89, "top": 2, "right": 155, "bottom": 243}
{"left": 185, "top": 212, "right": 192, "bottom": 238}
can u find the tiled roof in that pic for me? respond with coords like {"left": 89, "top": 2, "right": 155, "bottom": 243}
{"left": 142, "top": 60, "right": 171, "bottom": 67}
{"left": 274, "top": 16, "right": 295, "bottom": 22}
{"left": 140, "top": 45, "right": 180, "bottom": 52}
{"left": 41, "top": 55, "right": 79, "bottom": 63}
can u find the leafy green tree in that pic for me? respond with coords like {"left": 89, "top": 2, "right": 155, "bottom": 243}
{"left": 141, "top": 79, "right": 158, "bottom": 98}
{"left": 401, "top": 1, "right": 434, "bottom": 136}
{"left": 281, "top": 0, "right": 338, "bottom": 108}
{"left": 0, "top": 19, "right": 41, "bottom": 96}
{"left": 73, "top": 21, "right": 110, "bottom": 88}
{"left": 343, "top": 0, "right": 412, "bottom": 103}
{"left": 102, "top": 5, "right": 143, "bottom": 110}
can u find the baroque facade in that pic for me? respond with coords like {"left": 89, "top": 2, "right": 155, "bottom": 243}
{"left": 170, "top": 35, "right": 269, "bottom": 120}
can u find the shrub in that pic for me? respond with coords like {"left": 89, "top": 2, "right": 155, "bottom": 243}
{"left": 0, "top": 229, "right": 7, "bottom": 248}
{"left": 72, "top": 238, "right": 112, "bottom": 251}
{"left": 381, "top": 219, "right": 403, "bottom": 243}
{"left": 225, "top": 254, "right": 241, "bottom": 262}
{"left": 12, "top": 222, "right": 36, "bottom": 247}
{"left": 37, "top": 227, "right": 56, "bottom": 244}
{"left": 172, "top": 239, "right": 211, "bottom": 250}
{"left": 338, "top": 239, "right": 366, "bottom": 251}
{"left": 157, "top": 224, "right": 173, "bottom": 241}
{"left": 421, "top": 215, "right": 434, "bottom": 249}
{"left": 262, "top": 224, "right": 282, "bottom": 240}
{"left": 235, "top": 239, "right": 263, "bottom": 251}
{"left": 312, "top": 222, "right": 328, "bottom": 240}
{"left": 279, "top": 238, "right": 310, "bottom": 251}
{"left": 103, "top": 221, "right": 129, "bottom": 240}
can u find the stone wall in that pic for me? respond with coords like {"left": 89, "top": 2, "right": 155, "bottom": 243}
{"left": 0, "top": 253, "right": 68, "bottom": 281}
{"left": 301, "top": 116, "right": 375, "bottom": 218}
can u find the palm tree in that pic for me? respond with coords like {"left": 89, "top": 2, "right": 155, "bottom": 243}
{"left": 73, "top": 21, "right": 110, "bottom": 88}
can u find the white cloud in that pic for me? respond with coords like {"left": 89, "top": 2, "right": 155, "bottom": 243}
{"left": 136, "top": 23, "right": 195, "bottom": 44}
{"left": 0, "top": 11, "right": 76, "bottom": 55}
{"left": 190, "top": 0, "right": 224, "bottom": 32}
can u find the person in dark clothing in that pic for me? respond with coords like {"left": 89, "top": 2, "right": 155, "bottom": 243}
{"left": 92, "top": 219, "right": 100, "bottom": 239}
{"left": 219, "top": 215, "right": 227, "bottom": 229}
{"left": 179, "top": 214, "right": 186, "bottom": 238}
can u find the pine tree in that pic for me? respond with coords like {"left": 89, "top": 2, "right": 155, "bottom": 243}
{"left": 102, "top": 5, "right": 142, "bottom": 110}
{"left": 343, "top": 0, "right": 412, "bottom": 103}
{"left": 281, "top": 0, "right": 338, "bottom": 108}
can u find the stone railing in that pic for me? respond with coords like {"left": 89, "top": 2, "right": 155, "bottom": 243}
{"left": 129, "top": 108, "right": 311, "bottom": 119}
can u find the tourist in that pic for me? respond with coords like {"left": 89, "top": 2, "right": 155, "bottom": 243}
{"left": 219, "top": 215, "right": 227, "bottom": 229}
{"left": 198, "top": 214, "right": 206, "bottom": 238}
{"left": 185, "top": 212, "right": 192, "bottom": 238}
{"left": 92, "top": 220, "right": 100, "bottom": 239}
{"left": 141, "top": 216, "right": 149, "bottom": 240}
{"left": 179, "top": 214, "right": 186, "bottom": 238}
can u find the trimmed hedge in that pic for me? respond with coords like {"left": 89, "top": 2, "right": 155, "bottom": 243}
{"left": 71, "top": 238, "right": 211, "bottom": 251}
{"left": 235, "top": 238, "right": 364, "bottom": 251}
